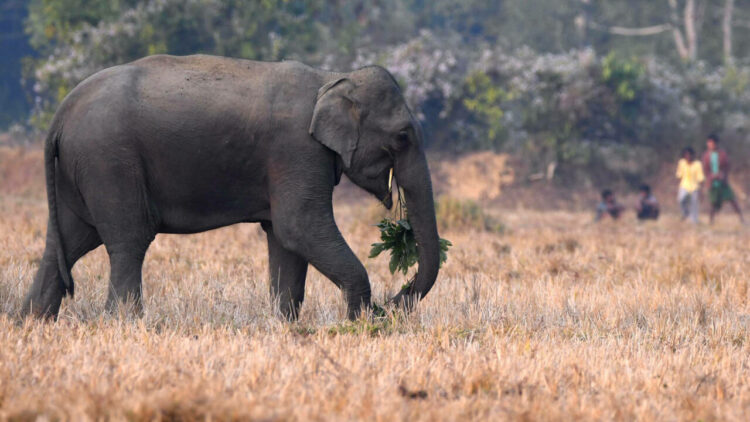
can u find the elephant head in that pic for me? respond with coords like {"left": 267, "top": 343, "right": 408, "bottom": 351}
{"left": 309, "top": 66, "right": 441, "bottom": 308}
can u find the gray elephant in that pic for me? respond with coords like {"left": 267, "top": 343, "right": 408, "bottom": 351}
{"left": 21, "top": 54, "right": 441, "bottom": 321}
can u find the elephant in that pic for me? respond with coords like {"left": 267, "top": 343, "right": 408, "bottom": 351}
{"left": 21, "top": 54, "right": 441, "bottom": 321}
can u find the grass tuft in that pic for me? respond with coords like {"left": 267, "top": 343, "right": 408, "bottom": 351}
{"left": 435, "top": 197, "right": 505, "bottom": 232}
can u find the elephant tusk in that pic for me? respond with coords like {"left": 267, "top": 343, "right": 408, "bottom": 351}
{"left": 388, "top": 167, "right": 394, "bottom": 193}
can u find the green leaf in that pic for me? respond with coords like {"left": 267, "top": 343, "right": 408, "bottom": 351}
{"left": 389, "top": 254, "right": 399, "bottom": 275}
{"left": 439, "top": 237, "right": 452, "bottom": 267}
{"left": 369, "top": 243, "right": 386, "bottom": 258}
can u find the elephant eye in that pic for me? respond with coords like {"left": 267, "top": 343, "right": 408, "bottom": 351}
{"left": 396, "top": 130, "right": 409, "bottom": 144}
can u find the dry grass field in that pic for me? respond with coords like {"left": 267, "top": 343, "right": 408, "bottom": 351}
{"left": 1, "top": 147, "right": 749, "bottom": 420}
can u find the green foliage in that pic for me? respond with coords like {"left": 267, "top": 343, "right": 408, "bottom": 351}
{"left": 327, "top": 314, "right": 402, "bottom": 337}
{"left": 294, "top": 317, "right": 401, "bottom": 338}
{"left": 601, "top": 53, "right": 644, "bottom": 102}
{"left": 462, "top": 71, "right": 510, "bottom": 148}
{"left": 722, "top": 66, "right": 750, "bottom": 98}
{"left": 369, "top": 218, "right": 451, "bottom": 276}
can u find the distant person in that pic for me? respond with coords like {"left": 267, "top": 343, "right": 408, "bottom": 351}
{"left": 676, "top": 147, "right": 704, "bottom": 223}
{"left": 635, "top": 184, "right": 659, "bottom": 220}
{"left": 595, "top": 189, "right": 624, "bottom": 222}
{"left": 702, "top": 134, "right": 744, "bottom": 224}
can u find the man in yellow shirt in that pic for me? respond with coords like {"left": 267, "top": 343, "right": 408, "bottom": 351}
{"left": 676, "top": 147, "right": 704, "bottom": 223}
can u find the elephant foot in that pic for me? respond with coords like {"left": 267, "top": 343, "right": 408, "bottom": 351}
{"left": 20, "top": 294, "right": 62, "bottom": 320}
{"left": 21, "top": 265, "right": 65, "bottom": 321}
{"left": 346, "top": 298, "right": 372, "bottom": 321}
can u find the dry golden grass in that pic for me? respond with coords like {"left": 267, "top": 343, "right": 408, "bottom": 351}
{"left": 1, "top": 178, "right": 750, "bottom": 420}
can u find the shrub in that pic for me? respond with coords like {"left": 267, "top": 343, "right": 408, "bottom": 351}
{"left": 435, "top": 197, "right": 504, "bottom": 233}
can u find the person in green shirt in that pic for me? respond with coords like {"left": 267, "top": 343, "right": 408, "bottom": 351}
{"left": 701, "top": 134, "right": 744, "bottom": 224}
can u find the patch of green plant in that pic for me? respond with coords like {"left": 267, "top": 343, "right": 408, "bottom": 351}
{"left": 462, "top": 70, "right": 511, "bottom": 148}
{"left": 435, "top": 197, "right": 504, "bottom": 233}
{"left": 327, "top": 318, "right": 396, "bottom": 338}
{"left": 601, "top": 52, "right": 644, "bottom": 102}
{"left": 290, "top": 326, "right": 317, "bottom": 337}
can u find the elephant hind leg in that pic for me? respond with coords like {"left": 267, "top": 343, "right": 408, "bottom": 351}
{"left": 105, "top": 245, "right": 151, "bottom": 314}
{"left": 22, "top": 203, "right": 102, "bottom": 319}
{"left": 97, "top": 201, "right": 155, "bottom": 315}
{"left": 100, "top": 213, "right": 155, "bottom": 315}
{"left": 79, "top": 163, "right": 157, "bottom": 315}
{"left": 262, "top": 222, "right": 308, "bottom": 320}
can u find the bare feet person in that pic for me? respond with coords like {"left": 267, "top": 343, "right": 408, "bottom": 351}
{"left": 702, "top": 134, "right": 744, "bottom": 224}
{"left": 676, "top": 147, "right": 704, "bottom": 223}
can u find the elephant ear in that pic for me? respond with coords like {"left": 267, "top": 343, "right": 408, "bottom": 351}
{"left": 309, "top": 78, "right": 360, "bottom": 168}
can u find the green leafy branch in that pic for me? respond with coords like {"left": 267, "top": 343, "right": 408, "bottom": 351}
{"left": 369, "top": 217, "right": 452, "bottom": 277}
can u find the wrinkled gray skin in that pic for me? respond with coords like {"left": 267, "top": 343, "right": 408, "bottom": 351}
{"left": 21, "top": 55, "right": 441, "bottom": 321}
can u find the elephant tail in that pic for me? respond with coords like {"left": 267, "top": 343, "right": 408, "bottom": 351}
{"left": 44, "top": 127, "right": 74, "bottom": 297}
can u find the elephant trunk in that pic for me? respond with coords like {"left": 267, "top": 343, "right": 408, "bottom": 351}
{"left": 390, "top": 149, "right": 441, "bottom": 310}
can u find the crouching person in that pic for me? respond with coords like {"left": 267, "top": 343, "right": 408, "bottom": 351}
{"left": 595, "top": 189, "right": 624, "bottom": 222}
{"left": 636, "top": 185, "right": 659, "bottom": 221}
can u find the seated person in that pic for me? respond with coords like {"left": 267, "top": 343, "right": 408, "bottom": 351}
{"left": 595, "top": 189, "right": 624, "bottom": 221}
{"left": 636, "top": 184, "right": 659, "bottom": 220}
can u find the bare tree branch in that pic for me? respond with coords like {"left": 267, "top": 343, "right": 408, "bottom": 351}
{"left": 668, "top": 0, "right": 691, "bottom": 60}
{"left": 588, "top": 21, "right": 674, "bottom": 36}
{"left": 590, "top": 0, "right": 701, "bottom": 61}
{"left": 684, "top": 0, "right": 697, "bottom": 60}
{"left": 723, "top": 0, "right": 735, "bottom": 64}
{"left": 575, "top": 0, "right": 592, "bottom": 47}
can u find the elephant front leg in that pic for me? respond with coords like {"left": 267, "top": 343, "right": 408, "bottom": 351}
{"left": 261, "top": 222, "right": 308, "bottom": 320}
{"left": 272, "top": 214, "right": 371, "bottom": 320}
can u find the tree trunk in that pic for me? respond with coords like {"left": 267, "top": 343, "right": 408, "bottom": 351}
{"left": 723, "top": 0, "right": 735, "bottom": 64}
{"left": 668, "top": 0, "right": 690, "bottom": 60}
{"left": 576, "top": 0, "right": 592, "bottom": 48}
{"left": 684, "top": 0, "right": 697, "bottom": 60}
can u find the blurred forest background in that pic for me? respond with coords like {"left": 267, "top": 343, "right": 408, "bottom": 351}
{"left": 2, "top": 0, "right": 750, "bottom": 185}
